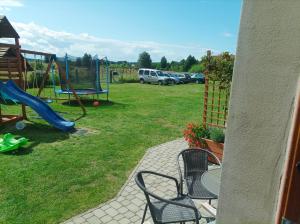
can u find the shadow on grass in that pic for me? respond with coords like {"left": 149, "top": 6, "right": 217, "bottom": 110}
{"left": 3, "top": 147, "right": 33, "bottom": 156}
{"left": 2, "top": 122, "right": 71, "bottom": 156}
{"left": 0, "top": 99, "right": 17, "bottom": 105}
{"left": 61, "top": 99, "right": 126, "bottom": 108}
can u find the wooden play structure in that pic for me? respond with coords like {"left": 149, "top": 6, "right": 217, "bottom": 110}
{"left": 0, "top": 15, "right": 26, "bottom": 125}
{"left": 0, "top": 15, "right": 86, "bottom": 128}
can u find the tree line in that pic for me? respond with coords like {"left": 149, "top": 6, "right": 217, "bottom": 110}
{"left": 137, "top": 51, "right": 234, "bottom": 77}
{"left": 137, "top": 52, "right": 199, "bottom": 72}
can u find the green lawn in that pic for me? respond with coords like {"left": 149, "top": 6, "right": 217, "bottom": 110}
{"left": 0, "top": 83, "right": 204, "bottom": 223}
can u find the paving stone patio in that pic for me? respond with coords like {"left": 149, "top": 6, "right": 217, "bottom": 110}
{"left": 64, "top": 139, "right": 215, "bottom": 224}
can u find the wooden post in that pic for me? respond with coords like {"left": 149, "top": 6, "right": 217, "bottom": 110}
{"left": 203, "top": 71, "right": 209, "bottom": 128}
{"left": 23, "top": 58, "right": 27, "bottom": 91}
{"left": 275, "top": 88, "right": 300, "bottom": 223}
{"left": 7, "top": 58, "right": 12, "bottom": 79}
{"left": 211, "top": 81, "right": 215, "bottom": 124}
{"left": 15, "top": 38, "right": 27, "bottom": 119}
{"left": 217, "top": 87, "right": 221, "bottom": 126}
{"left": 202, "top": 50, "right": 211, "bottom": 128}
{"left": 0, "top": 103, "right": 2, "bottom": 123}
{"left": 224, "top": 89, "right": 229, "bottom": 127}
{"left": 37, "top": 59, "right": 53, "bottom": 97}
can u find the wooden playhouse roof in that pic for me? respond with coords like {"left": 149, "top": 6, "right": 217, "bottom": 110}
{"left": 0, "top": 15, "right": 20, "bottom": 38}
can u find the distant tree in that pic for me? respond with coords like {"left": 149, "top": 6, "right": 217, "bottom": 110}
{"left": 137, "top": 51, "right": 152, "bottom": 68}
{"left": 184, "top": 55, "right": 197, "bottom": 71}
{"left": 152, "top": 62, "right": 160, "bottom": 69}
{"left": 82, "top": 53, "right": 92, "bottom": 67}
{"left": 170, "top": 61, "right": 183, "bottom": 72}
{"left": 189, "top": 63, "right": 205, "bottom": 73}
{"left": 160, "top": 56, "right": 168, "bottom": 69}
{"left": 179, "top": 59, "right": 186, "bottom": 66}
{"left": 75, "top": 57, "right": 82, "bottom": 66}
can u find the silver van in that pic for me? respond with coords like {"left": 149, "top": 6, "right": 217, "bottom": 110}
{"left": 138, "top": 68, "right": 172, "bottom": 85}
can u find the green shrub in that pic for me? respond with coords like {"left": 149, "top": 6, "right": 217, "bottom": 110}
{"left": 189, "top": 63, "right": 205, "bottom": 73}
{"left": 118, "top": 75, "right": 139, "bottom": 83}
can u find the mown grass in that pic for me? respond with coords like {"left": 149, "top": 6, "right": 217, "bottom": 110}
{"left": 0, "top": 83, "right": 204, "bottom": 223}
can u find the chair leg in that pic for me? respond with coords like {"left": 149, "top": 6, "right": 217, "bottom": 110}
{"left": 141, "top": 204, "right": 148, "bottom": 224}
{"left": 180, "top": 181, "right": 183, "bottom": 194}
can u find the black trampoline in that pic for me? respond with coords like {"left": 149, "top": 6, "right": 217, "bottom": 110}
{"left": 56, "top": 89, "right": 108, "bottom": 95}
{"left": 54, "top": 54, "right": 109, "bottom": 100}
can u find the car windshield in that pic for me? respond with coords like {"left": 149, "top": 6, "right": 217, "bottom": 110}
{"left": 157, "top": 71, "right": 165, "bottom": 77}
{"left": 194, "top": 73, "right": 203, "bottom": 77}
{"left": 163, "top": 73, "right": 170, "bottom": 77}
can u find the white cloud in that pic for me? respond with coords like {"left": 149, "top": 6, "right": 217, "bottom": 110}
{"left": 0, "top": 0, "right": 23, "bottom": 7}
{"left": 0, "top": 0, "right": 23, "bottom": 12}
{"left": 222, "top": 32, "right": 233, "bottom": 38}
{"left": 11, "top": 21, "right": 211, "bottom": 61}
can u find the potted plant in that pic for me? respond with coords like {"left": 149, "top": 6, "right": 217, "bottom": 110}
{"left": 183, "top": 123, "right": 225, "bottom": 161}
{"left": 205, "top": 127, "right": 225, "bottom": 161}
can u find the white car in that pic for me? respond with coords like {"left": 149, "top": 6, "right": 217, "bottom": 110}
{"left": 138, "top": 68, "right": 172, "bottom": 85}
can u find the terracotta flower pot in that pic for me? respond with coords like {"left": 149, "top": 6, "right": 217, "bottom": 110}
{"left": 188, "top": 139, "right": 224, "bottom": 163}
{"left": 203, "top": 138, "right": 224, "bottom": 162}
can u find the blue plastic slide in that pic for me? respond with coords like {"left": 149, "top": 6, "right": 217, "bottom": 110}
{"left": 0, "top": 80, "right": 75, "bottom": 132}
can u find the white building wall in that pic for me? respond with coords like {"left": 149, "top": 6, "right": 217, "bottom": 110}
{"left": 217, "top": 1, "right": 300, "bottom": 223}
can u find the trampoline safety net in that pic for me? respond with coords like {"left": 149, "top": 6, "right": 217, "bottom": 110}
{"left": 56, "top": 54, "right": 108, "bottom": 94}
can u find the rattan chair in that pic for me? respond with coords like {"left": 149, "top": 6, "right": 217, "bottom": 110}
{"left": 177, "top": 148, "right": 221, "bottom": 203}
{"left": 135, "top": 170, "right": 202, "bottom": 224}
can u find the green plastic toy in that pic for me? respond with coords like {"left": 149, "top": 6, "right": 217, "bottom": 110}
{"left": 0, "top": 133, "right": 28, "bottom": 153}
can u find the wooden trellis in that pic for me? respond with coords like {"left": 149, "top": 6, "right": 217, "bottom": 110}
{"left": 202, "top": 75, "right": 230, "bottom": 129}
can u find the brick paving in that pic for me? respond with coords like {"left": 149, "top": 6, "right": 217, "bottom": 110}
{"left": 64, "top": 139, "right": 215, "bottom": 224}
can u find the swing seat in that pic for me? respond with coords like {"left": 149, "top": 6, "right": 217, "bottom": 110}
{"left": 42, "top": 98, "right": 53, "bottom": 104}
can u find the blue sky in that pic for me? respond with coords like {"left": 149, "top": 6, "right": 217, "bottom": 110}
{"left": 0, "top": 0, "right": 242, "bottom": 61}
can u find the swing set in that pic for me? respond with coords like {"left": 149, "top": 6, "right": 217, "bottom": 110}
{"left": 22, "top": 53, "right": 110, "bottom": 119}
{"left": 22, "top": 51, "right": 87, "bottom": 118}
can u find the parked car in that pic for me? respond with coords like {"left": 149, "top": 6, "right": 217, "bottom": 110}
{"left": 176, "top": 74, "right": 186, "bottom": 83}
{"left": 176, "top": 73, "right": 192, "bottom": 84}
{"left": 191, "top": 73, "right": 205, "bottom": 84}
{"left": 183, "top": 73, "right": 192, "bottom": 83}
{"left": 138, "top": 68, "right": 172, "bottom": 85}
{"left": 163, "top": 73, "right": 181, "bottom": 84}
